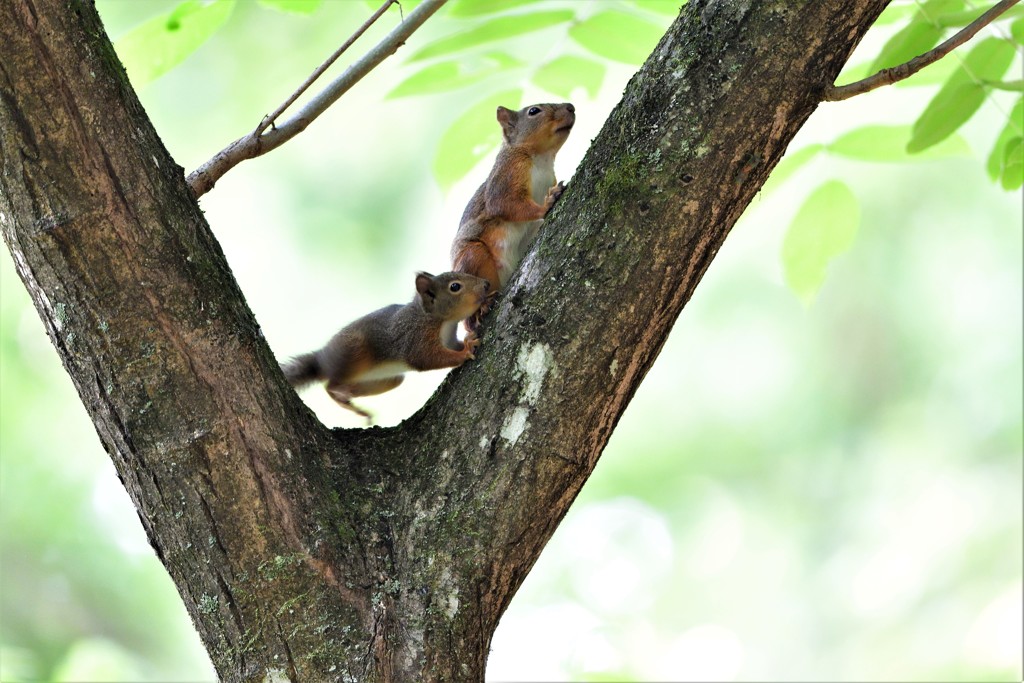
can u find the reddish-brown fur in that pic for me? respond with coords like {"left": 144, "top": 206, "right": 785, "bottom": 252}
{"left": 451, "top": 102, "right": 575, "bottom": 328}
{"left": 281, "top": 272, "right": 489, "bottom": 422}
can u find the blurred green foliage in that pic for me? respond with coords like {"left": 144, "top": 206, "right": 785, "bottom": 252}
{"left": 115, "top": 0, "right": 237, "bottom": 87}
{"left": 781, "top": 180, "right": 861, "bottom": 305}
{"left": 1, "top": 0, "right": 1021, "bottom": 681}
{"left": 907, "top": 37, "right": 1017, "bottom": 152}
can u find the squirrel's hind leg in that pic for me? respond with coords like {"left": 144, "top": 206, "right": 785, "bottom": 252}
{"left": 326, "top": 382, "right": 376, "bottom": 425}
{"left": 349, "top": 376, "right": 404, "bottom": 397}
{"left": 326, "top": 377, "right": 404, "bottom": 425}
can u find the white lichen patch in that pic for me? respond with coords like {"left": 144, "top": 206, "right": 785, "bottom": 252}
{"left": 517, "top": 251, "right": 542, "bottom": 291}
{"left": 495, "top": 343, "right": 554, "bottom": 448}
{"left": 262, "top": 668, "right": 290, "bottom": 683}
{"left": 479, "top": 435, "right": 490, "bottom": 449}
{"left": 516, "top": 342, "right": 553, "bottom": 405}
{"left": 445, "top": 591, "right": 460, "bottom": 619}
{"left": 609, "top": 358, "right": 618, "bottom": 378}
{"left": 437, "top": 566, "right": 460, "bottom": 619}
{"left": 500, "top": 406, "right": 530, "bottom": 446}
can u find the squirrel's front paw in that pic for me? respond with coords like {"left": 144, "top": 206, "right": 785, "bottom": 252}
{"left": 462, "top": 332, "right": 481, "bottom": 360}
{"left": 478, "top": 290, "right": 499, "bottom": 316}
{"left": 543, "top": 181, "right": 567, "bottom": 213}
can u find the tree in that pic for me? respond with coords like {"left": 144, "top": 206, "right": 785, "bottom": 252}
{"left": 1, "top": 0, "right": 1020, "bottom": 681}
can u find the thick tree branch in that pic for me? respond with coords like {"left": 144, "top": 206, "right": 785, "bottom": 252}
{"left": 2, "top": 0, "right": 891, "bottom": 680}
{"left": 825, "top": 0, "right": 1020, "bottom": 101}
{"left": 187, "top": 0, "right": 447, "bottom": 198}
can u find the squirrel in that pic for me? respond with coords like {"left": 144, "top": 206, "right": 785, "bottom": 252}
{"left": 281, "top": 271, "right": 489, "bottom": 422}
{"left": 451, "top": 102, "right": 575, "bottom": 327}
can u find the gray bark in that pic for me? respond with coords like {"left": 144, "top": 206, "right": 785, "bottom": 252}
{"left": 0, "top": 0, "right": 889, "bottom": 680}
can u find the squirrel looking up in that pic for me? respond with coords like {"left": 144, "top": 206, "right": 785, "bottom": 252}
{"left": 281, "top": 271, "right": 489, "bottom": 422}
{"left": 451, "top": 102, "right": 575, "bottom": 325}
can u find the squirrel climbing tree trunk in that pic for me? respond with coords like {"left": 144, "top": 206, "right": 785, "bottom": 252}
{"left": 0, "top": 0, "right": 889, "bottom": 680}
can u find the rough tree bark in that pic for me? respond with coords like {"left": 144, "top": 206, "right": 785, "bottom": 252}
{"left": 0, "top": 0, "right": 889, "bottom": 681}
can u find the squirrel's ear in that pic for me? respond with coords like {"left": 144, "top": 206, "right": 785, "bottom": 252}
{"left": 415, "top": 272, "right": 436, "bottom": 300}
{"left": 496, "top": 106, "right": 516, "bottom": 142}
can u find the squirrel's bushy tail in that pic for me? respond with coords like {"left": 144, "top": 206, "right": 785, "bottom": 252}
{"left": 281, "top": 352, "right": 321, "bottom": 387}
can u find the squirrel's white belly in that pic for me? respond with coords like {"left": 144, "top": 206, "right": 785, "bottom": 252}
{"left": 497, "top": 156, "right": 555, "bottom": 286}
{"left": 355, "top": 361, "right": 412, "bottom": 382}
{"left": 496, "top": 221, "right": 541, "bottom": 287}
{"left": 438, "top": 320, "right": 460, "bottom": 351}
{"left": 530, "top": 157, "right": 555, "bottom": 204}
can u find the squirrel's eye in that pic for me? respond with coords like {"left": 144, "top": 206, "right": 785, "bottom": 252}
{"left": 449, "top": 282, "right": 462, "bottom": 293}
{"left": 527, "top": 106, "right": 541, "bottom": 116}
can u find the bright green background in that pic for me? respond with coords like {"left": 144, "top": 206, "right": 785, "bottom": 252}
{"left": 1, "top": 1, "right": 1021, "bottom": 681}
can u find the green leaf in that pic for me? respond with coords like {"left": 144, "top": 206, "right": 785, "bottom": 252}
{"left": 630, "top": 0, "right": 685, "bottom": 17}
{"left": 761, "top": 144, "right": 824, "bottom": 195}
{"left": 961, "top": 36, "right": 1018, "bottom": 83}
{"left": 569, "top": 11, "right": 666, "bottom": 65}
{"left": 873, "top": 3, "right": 916, "bottom": 25}
{"left": 868, "top": 18, "right": 943, "bottom": 73}
{"left": 448, "top": 0, "right": 544, "bottom": 17}
{"left": 434, "top": 89, "right": 522, "bottom": 190}
{"left": 834, "top": 61, "right": 872, "bottom": 86}
{"left": 908, "top": 82, "right": 986, "bottom": 152}
{"left": 986, "top": 97, "right": 1024, "bottom": 179}
{"left": 908, "top": 37, "right": 1016, "bottom": 153}
{"left": 781, "top": 181, "right": 860, "bottom": 304}
{"left": 987, "top": 80, "right": 1024, "bottom": 92}
{"left": 936, "top": 4, "right": 1024, "bottom": 28}
{"left": 531, "top": 55, "right": 605, "bottom": 99}
{"left": 829, "top": 125, "right": 969, "bottom": 161}
{"left": 410, "top": 11, "right": 574, "bottom": 61}
{"left": 115, "top": 0, "right": 236, "bottom": 87}
{"left": 388, "top": 54, "right": 520, "bottom": 98}
{"left": 867, "top": 0, "right": 964, "bottom": 73}
{"left": 1012, "top": 17, "right": 1024, "bottom": 42}
{"left": 913, "top": 0, "right": 967, "bottom": 22}
{"left": 1001, "top": 137, "right": 1023, "bottom": 189}
{"left": 257, "top": 0, "right": 322, "bottom": 13}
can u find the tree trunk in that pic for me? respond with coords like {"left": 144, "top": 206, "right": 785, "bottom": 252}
{"left": 0, "top": 0, "right": 889, "bottom": 680}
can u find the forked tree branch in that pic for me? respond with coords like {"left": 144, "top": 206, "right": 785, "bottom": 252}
{"left": 824, "top": 0, "right": 1020, "bottom": 102}
{"left": 187, "top": 0, "right": 447, "bottom": 197}
{"left": 1, "top": 0, "right": 894, "bottom": 679}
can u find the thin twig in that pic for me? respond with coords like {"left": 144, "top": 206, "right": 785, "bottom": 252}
{"left": 824, "top": 0, "right": 1020, "bottom": 102}
{"left": 254, "top": 0, "right": 397, "bottom": 137}
{"left": 188, "top": 0, "right": 448, "bottom": 198}
{"left": 984, "top": 78, "right": 1024, "bottom": 90}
